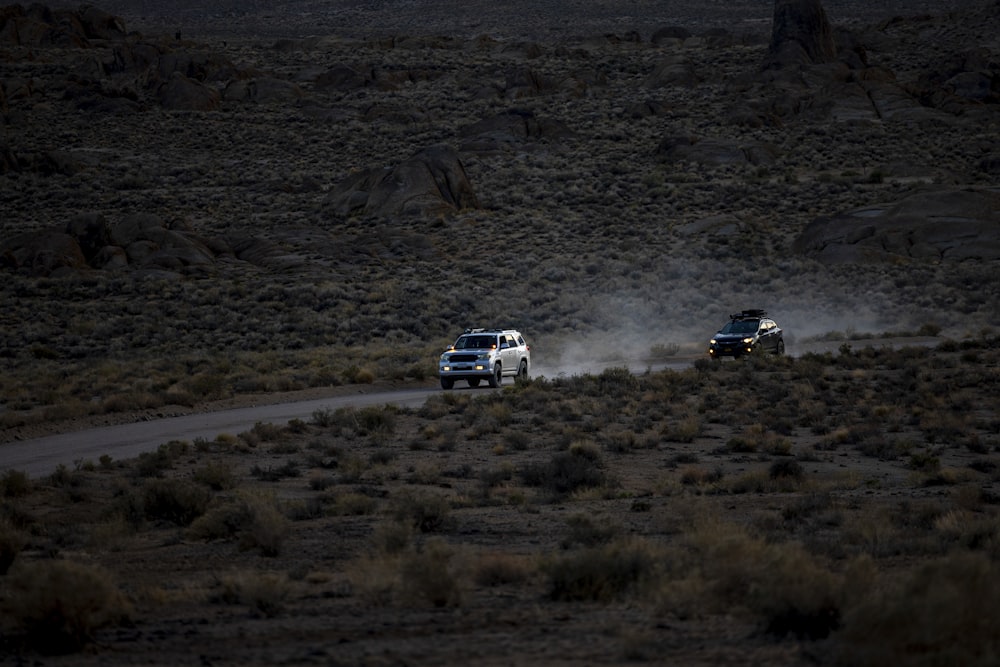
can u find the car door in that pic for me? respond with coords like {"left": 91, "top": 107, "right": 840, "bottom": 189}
{"left": 760, "top": 320, "right": 775, "bottom": 352}
{"left": 501, "top": 334, "right": 517, "bottom": 374}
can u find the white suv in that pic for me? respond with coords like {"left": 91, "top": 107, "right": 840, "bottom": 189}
{"left": 438, "top": 328, "right": 531, "bottom": 389}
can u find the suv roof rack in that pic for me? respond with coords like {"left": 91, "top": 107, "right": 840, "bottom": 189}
{"left": 464, "top": 328, "right": 510, "bottom": 334}
{"left": 730, "top": 309, "right": 767, "bottom": 320}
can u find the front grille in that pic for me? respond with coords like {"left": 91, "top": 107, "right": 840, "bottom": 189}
{"left": 449, "top": 354, "right": 478, "bottom": 362}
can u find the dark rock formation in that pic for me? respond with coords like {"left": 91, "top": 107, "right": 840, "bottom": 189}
{"left": 157, "top": 72, "right": 221, "bottom": 111}
{"left": 793, "top": 188, "right": 1000, "bottom": 263}
{"left": 657, "top": 136, "right": 780, "bottom": 167}
{"left": 324, "top": 145, "right": 479, "bottom": 219}
{"left": 458, "top": 109, "right": 574, "bottom": 152}
{"left": 765, "top": 0, "right": 837, "bottom": 69}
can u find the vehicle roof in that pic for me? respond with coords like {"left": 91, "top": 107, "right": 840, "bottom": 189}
{"left": 462, "top": 328, "right": 522, "bottom": 334}
{"left": 729, "top": 309, "right": 769, "bottom": 321}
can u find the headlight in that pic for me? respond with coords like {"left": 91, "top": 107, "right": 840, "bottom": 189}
{"left": 742, "top": 337, "right": 754, "bottom": 344}
{"left": 476, "top": 353, "right": 490, "bottom": 360}
{"left": 710, "top": 339, "right": 717, "bottom": 345}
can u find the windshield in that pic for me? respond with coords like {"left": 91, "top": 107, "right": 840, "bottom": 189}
{"left": 455, "top": 335, "right": 496, "bottom": 349}
{"left": 720, "top": 320, "right": 759, "bottom": 335}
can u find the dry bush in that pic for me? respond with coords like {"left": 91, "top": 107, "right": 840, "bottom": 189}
{"left": 1, "top": 470, "right": 32, "bottom": 498}
{"left": 1, "top": 559, "right": 132, "bottom": 654}
{"left": 399, "top": 539, "right": 464, "bottom": 608}
{"left": 561, "top": 513, "right": 621, "bottom": 548}
{"left": 664, "top": 414, "right": 701, "bottom": 443}
{"left": 142, "top": 478, "right": 212, "bottom": 526}
{"left": 835, "top": 551, "right": 1000, "bottom": 666}
{"left": 327, "top": 491, "right": 379, "bottom": 517}
{"left": 212, "top": 570, "right": 292, "bottom": 618}
{"left": 0, "top": 521, "right": 27, "bottom": 575}
{"left": 390, "top": 490, "right": 451, "bottom": 533}
{"left": 544, "top": 537, "right": 662, "bottom": 603}
{"left": 473, "top": 551, "right": 534, "bottom": 587}
{"left": 370, "top": 520, "right": 413, "bottom": 555}
{"left": 193, "top": 461, "right": 238, "bottom": 490}
{"left": 661, "top": 522, "right": 844, "bottom": 639}
{"left": 188, "top": 490, "right": 290, "bottom": 556}
{"left": 520, "top": 440, "right": 606, "bottom": 498}
{"left": 133, "top": 440, "right": 189, "bottom": 478}
{"left": 726, "top": 423, "right": 789, "bottom": 454}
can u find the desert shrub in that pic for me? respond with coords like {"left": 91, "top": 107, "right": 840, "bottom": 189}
{"left": 562, "top": 513, "right": 621, "bottom": 548}
{"left": 680, "top": 466, "right": 723, "bottom": 487}
{"left": 727, "top": 424, "right": 788, "bottom": 454}
{"left": 0, "top": 521, "right": 27, "bottom": 574}
{"left": 371, "top": 520, "right": 413, "bottom": 555}
{"left": 520, "top": 441, "right": 606, "bottom": 497}
{"left": 672, "top": 523, "right": 844, "bottom": 638}
{"left": 664, "top": 415, "right": 701, "bottom": 443}
{"left": 2, "top": 560, "right": 131, "bottom": 654}
{"left": 835, "top": 551, "right": 1000, "bottom": 666}
{"left": 769, "top": 460, "right": 804, "bottom": 481}
{"left": 328, "top": 492, "right": 379, "bottom": 517}
{"left": 390, "top": 491, "right": 450, "bottom": 533}
{"left": 250, "top": 460, "right": 300, "bottom": 481}
{"left": 250, "top": 421, "right": 284, "bottom": 442}
{"left": 213, "top": 570, "right": 291, "bottom": 618}
{"left": 188, "top": 491, "right": 289, "bottom": 557}
{"left": 908, "top": 450, "right": 941, "bottom": 473}
{"left": 473, "top": 552, "right": 533, "bottom": 587}
{"left": 142, "top": 478, "right": 211, "bottom": 526}
{"left": 134, "top": 440, "right": 189, "bottom": 478}
{"left": 545, "top": 537, "right": 661, "bottom": 602}
{"left": 193, "top": 461, "right": 238, "bottom": 490}
{"left": 597, "top": 366, "right": 639, "bottom": 394}
{"left": 399, "top": 539, "right": 463, "bottom": 608}
{"left": 1, "top": 470, "right": 32, "bottom": 498}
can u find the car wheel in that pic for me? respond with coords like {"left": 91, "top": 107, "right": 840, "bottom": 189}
{"left": 517, "top": 359, "right": 528, "bottom": 381}
{"left": 440, "top": 377, "right": 454, "bottom": 390}
{"left": 776, "top": 339, "right": 785, "bottom": 355}
{"left": 468, "top": 378, "right": 480, "bottom": 388}
{"left": 488, "top": 363, "right": 502, "bottom": 388}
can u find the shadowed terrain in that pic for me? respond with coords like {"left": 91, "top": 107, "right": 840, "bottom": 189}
{"left": 1, "top": 1, "right": 999, "bottom": 664}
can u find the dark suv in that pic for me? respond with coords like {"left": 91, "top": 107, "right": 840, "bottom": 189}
{"left": 708, "top": 310, "right": 785, "bottom": 358}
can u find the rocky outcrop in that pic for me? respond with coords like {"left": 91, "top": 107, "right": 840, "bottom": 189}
{"left": 793, "top": 188, "right": 1000, "bottom": 263}
{"left": 0, "top": 214, "right": 223, "bottom": 277}
{"left": 656, "top": 135, "right": 780, "bottom": 167}
{"left": 764, "top": 0, "right": 837, "bottom": 69}
{"left": 643, "top": 56, "right": 700, "bottom": 88}
{"left": 324, "top": 145, "right": 479, "bottom": 219}
{"left": 0, "top": 4, "right": 125, "bottom": 47}
{"left": 458, "top": 109, "right": 574, "bottom": 152}
{"left": 157, "top": 72, "right": 222, "bottom": 111}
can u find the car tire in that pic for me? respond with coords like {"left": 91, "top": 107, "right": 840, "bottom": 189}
{"left": 776, "top": 339, "right": 785, "bottom": 355}
{"left": 517, "top": 359, "right": 528, "bottom": 381}
{"left": 440, "top": 377, "right": 454, "bottom": 390}
{"left": 488, "top": 363, "right": 501, "bottom": 388}
{"left": 468, "top": 378, "right": 480, "bottom": 388}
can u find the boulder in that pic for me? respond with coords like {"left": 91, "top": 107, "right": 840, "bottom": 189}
{"left": 157, "top": 72, "right": 221, "bottom": 111}
{"left": 223, "top": 77, "right": 304, "bottom": 103}
{"left": 643, "top": 56, "right": 700, "bottom": 88}
{"left": 657, "top": 136, "right": 780, "bottom": 166}
{"left": 458, "top": 109, "right": 574, "bottom": 151}
{"left": 313, "top": 65, "right": 372, "bottom": 92}
{"left": 325, "top": 145, "right": 479, "bottom": 219}
{"left": 0, "top": 230, "right": 88, "bottom": 276}
{"left": 65, "top": 213, "right": 111, "bottom": 261}
{"left": 764, "top": 0, "right": 837, "bottom": 69}
{"left": 793, "top": 188, "right": 1000, "bottom": 263}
